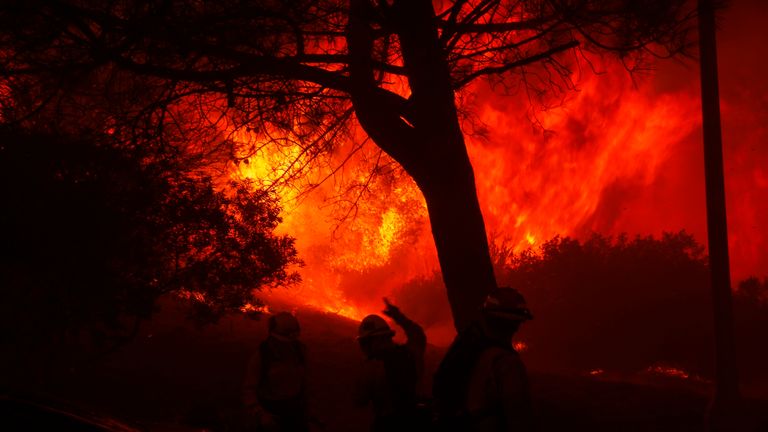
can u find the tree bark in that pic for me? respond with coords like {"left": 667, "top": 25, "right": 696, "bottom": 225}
{"left": 416, "top": 150, "right": 498, "bottom": 332}
{"left": 348, "top": 0, "right": 497, "bottom": 331}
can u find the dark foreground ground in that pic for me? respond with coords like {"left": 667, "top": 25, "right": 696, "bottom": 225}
{"left": 9, "top": 302, "right": 768, "bottom": 432}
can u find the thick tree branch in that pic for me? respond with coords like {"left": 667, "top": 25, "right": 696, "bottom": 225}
{"left": 294, "top": 53, "right": 408, "bottom": 75}
{"left": 347, "top": 0, "right": 420, "bottom": 173}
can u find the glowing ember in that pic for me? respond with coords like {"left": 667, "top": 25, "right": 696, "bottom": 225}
{"left": 240, "top": 303, "right": 270, "bottom": 315}
{"left": 177, "top": 289, "right": 207, "bottom": 304}
{"left": 646, "top": 364, "right": 690, "bottom": 380}
{"left": 513, "top": 341, "right": 528, "bottom": 352}
{"left": 643, "top": 363, "right": 712, "bottom": 384}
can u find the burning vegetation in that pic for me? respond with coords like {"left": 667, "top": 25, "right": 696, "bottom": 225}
{"left": 1, "top": 0, "right": 767, "bottom": 422}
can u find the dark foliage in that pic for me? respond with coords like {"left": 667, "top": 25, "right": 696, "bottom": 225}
{"left": 0, "top": 127, "right": 299, "bottom": 370}
{"left": 495, "top": 232, "right": 713, "bottom": 375}
{"left": 733, "top": 277, "right": 768, "bottom": 383}
{"left": 492, "top": 232, "right": 768, "bottom": 382}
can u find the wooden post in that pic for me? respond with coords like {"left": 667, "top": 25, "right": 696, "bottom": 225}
{"left": 697, "top": 0, "right": 742, "bottom": 429}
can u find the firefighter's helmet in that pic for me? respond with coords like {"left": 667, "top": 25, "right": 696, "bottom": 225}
{"left": 481, "top": 287, "right": 533, "bottom": 321}
{"left": 357, "top": 314, "right": 395, "bottom": 340}
{"left": 269, "top": 311, "right": 301, "bottom": 339}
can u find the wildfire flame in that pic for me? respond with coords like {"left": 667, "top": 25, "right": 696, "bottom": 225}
{"left": 226, "top": 63, "right": 701, "bottom": 328}
{"left": 468, "top": 64, "right": 700, "bottom": 255}
{"left": 218, "top": 4, "right": 768, "bottom": 345}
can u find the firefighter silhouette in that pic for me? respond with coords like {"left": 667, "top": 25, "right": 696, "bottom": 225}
{"left": 354, "top": 299, "right": 427, "bottom": 431}
{"left": 243, "top": 312, "right": 310, "bottom": 432}
{"left": 433, "top": 287, "right": 534, "bottom": 431}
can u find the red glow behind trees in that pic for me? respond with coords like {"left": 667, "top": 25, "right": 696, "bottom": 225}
{"left": 0, "top": 0, "right": 698, "bottom": 330}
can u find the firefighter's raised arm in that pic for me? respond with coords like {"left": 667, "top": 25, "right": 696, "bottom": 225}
{"left": 382, "top": 298, "right": 426, "bottom": 358}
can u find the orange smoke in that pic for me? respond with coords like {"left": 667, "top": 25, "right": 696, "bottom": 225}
{"left": 467, "top": 64, "right": 699, "bottom": 254}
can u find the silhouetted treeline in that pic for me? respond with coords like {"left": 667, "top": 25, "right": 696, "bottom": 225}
{"left": 733, "top": 276, "right": 768, "bottom": 385}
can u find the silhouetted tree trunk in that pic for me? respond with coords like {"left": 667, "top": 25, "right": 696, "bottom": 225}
{"left": 348, "top": 0, "right": 496, "bottom": 331}
{"left": 697, "top": 0, "right": 742, "bottom": 429}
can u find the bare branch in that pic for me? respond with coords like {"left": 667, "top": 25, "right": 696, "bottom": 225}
{"left": 453, "top": 39, "right": 580, "bottom": 89}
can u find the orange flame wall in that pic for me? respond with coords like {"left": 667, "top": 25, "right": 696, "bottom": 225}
{"left": 234, "top": 0, "right": 768, "bottom": 345}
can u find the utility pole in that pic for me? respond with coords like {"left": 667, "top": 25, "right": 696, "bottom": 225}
{"left": 697, "top": 0, "right": 742, "bottom": 430}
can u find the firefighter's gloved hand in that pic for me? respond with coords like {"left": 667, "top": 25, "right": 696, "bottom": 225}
{"left": 382, "top": 297, "right": 404, "bottom": 320}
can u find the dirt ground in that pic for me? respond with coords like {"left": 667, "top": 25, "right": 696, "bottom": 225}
{"left": 22, "top": 302, "right": 768, "bottom": 432}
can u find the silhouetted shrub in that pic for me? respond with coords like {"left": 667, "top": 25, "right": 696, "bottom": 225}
{"left": 0, "top": 127, "right": 299, "bottom": 381}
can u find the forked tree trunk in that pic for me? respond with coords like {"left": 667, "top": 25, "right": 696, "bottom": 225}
{"left": 347, "top": 0, "right": 497, "bottom": 331}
